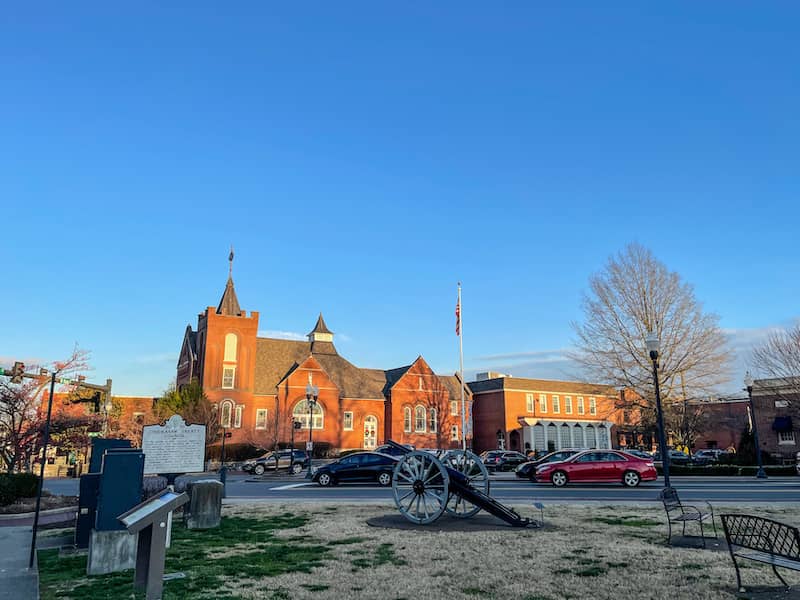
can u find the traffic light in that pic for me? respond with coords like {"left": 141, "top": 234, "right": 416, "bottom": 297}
{"left": 10, "top": 362, "right": 24, "bottom": 384}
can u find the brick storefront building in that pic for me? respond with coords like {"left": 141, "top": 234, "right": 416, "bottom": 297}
{"left": 176, "top": 258, "right": 470, "bottom": 455}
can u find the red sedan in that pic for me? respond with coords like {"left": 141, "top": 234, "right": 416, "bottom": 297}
{"left": 534, "top": 450, "right": 657, "bottom": 487}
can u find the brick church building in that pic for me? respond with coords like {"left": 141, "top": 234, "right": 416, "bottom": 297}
{"left": 176, "top": 256, "right": 470, "bottom": 455}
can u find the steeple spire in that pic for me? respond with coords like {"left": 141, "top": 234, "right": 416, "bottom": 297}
{"left": 217, "top": 247, "right": 242, "bottom": 316}
{"left": 307, "top": 313, "right": 336, "bottom": 354}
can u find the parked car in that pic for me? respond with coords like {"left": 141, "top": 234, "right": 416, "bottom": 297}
{"left": 374, "top": 443, "right": 415, "bottom": 457}
{"left": 535, "top": 449, "right": 657, "bottom": 487}
{"left": 652, "top": 450, "right": 691, "bottom": 466}
{"left": 242, "top": 449, "right": 309, "bottom": 475}
{"left": 515, "top": 449, "right": 584, "bottom": 480}
{"left": 693, "top": 449, "right": 730, "bottom": 463}
{"left": 313, "top": 452, "right": 399, "bottom": 486}
{"left": 483, "top": 451, "right": 528, "bottom": 472}
{"left": 623, "top": 449, "right": 653, "bottom": 461}
{"left": 796, "top": 451, "right": 800, "bottom": 476}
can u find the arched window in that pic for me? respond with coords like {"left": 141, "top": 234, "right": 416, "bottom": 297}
{"left": 224, "top": 333, "right": 238, "bottom": 362}
{"left": 403, "top": 407, "right": 412, "bottom": 433}
{"left": 414, "top": 405, "right": 426, "bottom": 433}
{"left": 220, "top": 399, "right": 233, "bottom": 428}
{"left": 293, "top": 399, "right": 323, "bottom": 430}
{"left": 428, "top": 408, "right": 437, "bottom": 433}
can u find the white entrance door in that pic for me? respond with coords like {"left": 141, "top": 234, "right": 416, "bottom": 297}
{"left": 364, "top": 415, "right": 378, "bottom": 449}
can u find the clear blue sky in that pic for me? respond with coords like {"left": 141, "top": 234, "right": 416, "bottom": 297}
{"left": 2, "top": 3, "right": 798, "bottom": 396}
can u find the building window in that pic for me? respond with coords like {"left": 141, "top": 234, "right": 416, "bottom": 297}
{"left": 133, "top": 412, "right": 145, "bottom": 425}
{"left": 224, "top": 333, "right": 238, "bottom": 362}
{"left": 222, "top": 367, "right": 235, "bottom": 389}
{"left": 255, "top": 409, "right": 267, "bottom": 430}
{"left": 343, "top": 411, "right": 354, "bottom": 431}
{"left": 220, "top": 400, "right": 233, "bottom": 428}
{"left": 565, "top": 396, "right": 573, "bottom": 415}
{"left": 451, "top": 401, "right": 459, "bottom": 416}
{"left": 526, "top": 394, "right": 534, "bottom": 413}
{"left": 451, "top": 425, "right": 459, "bottom": 441}
{"left": 539, "top": 394, "right": 547, "bottom": 413}
{"left": 589, "top": 397, "right": 597, "bottom": 415}
{"left": 418, "top": 376, "right": 423, "bottom": 391}
{"left": 414, "top": 406, "right": 426, "bottom": 433}
{"left": 577, "top": 397, "right": 585, "bottom": 415}
{"left": 623, "top": 410, "right": 631, "bottom": 425}
{"left": 234, "top": 406, "right": 243, "bottom": 428}
{"left": 778, "top": 431, "right": 796, "bottom": 445}
{"left": 293, "top": 399, "right": 323, "bottom": 429}
{"left": 552, "top": 395, "right": 560, "bottom": 414}
{"left": 404, "top": 407, "right": 412, "bottom": 433}
{"left": 429, "top": 408, "right": 437, "bottom": 433}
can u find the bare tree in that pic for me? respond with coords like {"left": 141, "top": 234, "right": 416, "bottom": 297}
{"left": 750, "top": 321, "right": 800, "bottom": 416}
{"left": 156, "top": 379, "right": 220, "bottom": 448}
{"left": 570, "top": 243, "right": 731, "bottom": 436}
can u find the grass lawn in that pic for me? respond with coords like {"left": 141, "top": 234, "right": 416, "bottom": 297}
{"left": 38, "top": 502, "right": 800, "bottom": 600}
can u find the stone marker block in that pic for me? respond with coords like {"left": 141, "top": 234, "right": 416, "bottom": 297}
{"left": 87, "top": 529, "right": 138, "bottom": 575}
{"left": 184, "top": 479, "right": 223, "bottom": 530}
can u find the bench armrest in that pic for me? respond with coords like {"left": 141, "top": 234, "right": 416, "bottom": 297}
{"left": 680, "top": 504, "right": 706, "bottom": 517}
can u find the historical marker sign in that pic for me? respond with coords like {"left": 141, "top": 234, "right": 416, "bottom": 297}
{"left": 142, "top": 415, "right": 206, "bottom": 474}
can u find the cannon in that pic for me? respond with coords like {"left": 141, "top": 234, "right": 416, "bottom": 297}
{"left": 386, "top": 441, "right": 532, "bottom": 527}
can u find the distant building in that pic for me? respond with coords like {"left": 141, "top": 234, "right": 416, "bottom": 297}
{"left": 751, "top": 377, "right": 798, "bottom": 462}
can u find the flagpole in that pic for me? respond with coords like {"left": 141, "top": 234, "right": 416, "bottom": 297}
{"left": 458, "top": 282, "right": 466, "bottom": 452}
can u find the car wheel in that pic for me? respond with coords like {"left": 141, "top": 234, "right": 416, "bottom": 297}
{"left": 623, "top": 470, "right": 641, "bottom": 487}
{"left": 317, "top": 473, "right": 333, "bottom": 487}
{"left": 377, "top": 472, "right": 392, "bottom": 487}
{"left": 291, "top": 463, "right": 302, "bottom": 475}
{"left": 253, "top": 464, "right": 265, "bottom": 476}
{"left": 551, "top": 470, "right": 568, "bottom": 487}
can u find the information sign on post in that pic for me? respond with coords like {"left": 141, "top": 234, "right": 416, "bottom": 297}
{"left": 142, "top": 415, "right": 206, "bottom": 475}
{"left": 306, "top": 441, "right": 313, "bottom": 451}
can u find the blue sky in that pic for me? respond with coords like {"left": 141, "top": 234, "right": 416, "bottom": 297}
{"left": 1, "top": 3, "right": 798, "bottom": 396}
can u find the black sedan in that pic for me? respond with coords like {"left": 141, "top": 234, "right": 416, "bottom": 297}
{"left": 515, "top": 449, "right": 583, "bottom": 480}
{"left": 313, "top": 452, "right": 398, "bottom": 486}
{"left": 483, "top": 451, "right": 528, "bottom": 472}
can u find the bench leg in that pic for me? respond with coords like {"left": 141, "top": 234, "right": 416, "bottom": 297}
{"left": 732, "top": 556, "right": 744, "bottom": 593}
{"left": 771, "top": 563, "right": 788, "bottom": 589}
{"left": 666, "top": 519, "right": 673, "bottom": 544}
{"left": 698, "top": 519, "right": 706, "bottom": 549}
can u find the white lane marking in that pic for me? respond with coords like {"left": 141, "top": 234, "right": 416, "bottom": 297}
{"left": 270, "top": 483, "right": 315, "bottom": 491}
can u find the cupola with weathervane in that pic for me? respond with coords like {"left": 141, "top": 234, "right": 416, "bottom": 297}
{"left": 308, "top": 313, "right": 337, "bottom": 355}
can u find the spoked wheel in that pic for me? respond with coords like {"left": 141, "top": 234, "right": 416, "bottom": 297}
{"left": 392, "top": 451, "right": 450, "bottom": 524}
{"left": 441, "top": 450, "right": 489, "bottom": 518}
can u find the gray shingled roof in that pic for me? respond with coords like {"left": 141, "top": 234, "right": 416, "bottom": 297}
{"left": 468, "top": 376, "right": 616, "bottom": 396}
{"left": 309, "top": 313, "right": 333, "bottom": 335}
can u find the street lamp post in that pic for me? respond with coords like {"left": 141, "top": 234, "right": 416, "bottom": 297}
{"left": 645, "top": 330, "right": 671, "bottom": 489}
{"left": 744, "top": 372, "right": 768, "bottom": 480}
{"left": 305, "top": 384, "right": 319, "bottom": 480}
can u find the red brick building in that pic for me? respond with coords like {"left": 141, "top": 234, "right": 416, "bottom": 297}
{"left": 176, "top": 258, "right": 470, "bottom": 454}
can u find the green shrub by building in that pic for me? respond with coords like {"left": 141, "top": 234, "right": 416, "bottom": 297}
{"left": 0, "top": 473, "right": 40, "bottom": 505}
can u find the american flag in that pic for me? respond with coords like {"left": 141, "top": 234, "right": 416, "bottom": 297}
{"left": 455, "top": 295, "right": 461, "bottom": 336}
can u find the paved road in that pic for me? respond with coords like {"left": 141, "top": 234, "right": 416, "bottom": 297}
{"left": 45, "top": 473, "right": 800, "bottom": 504}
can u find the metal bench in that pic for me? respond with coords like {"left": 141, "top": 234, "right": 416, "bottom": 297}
{"left": 659, "top": 486, "right": 717, "bottom": 547}
{"left": 721, "top": 513, "right": 800, "bottom": 592}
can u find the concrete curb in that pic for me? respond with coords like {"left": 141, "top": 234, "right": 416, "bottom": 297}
{"left": 0, "top": 506, "right": 78, "bottom": 522}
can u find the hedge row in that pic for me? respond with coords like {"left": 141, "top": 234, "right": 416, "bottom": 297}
{"left": 0, "top": 473, "right": 40, "bottom": 506}
{"left": 656, "top": 465, "right": 797, "bottom": 477}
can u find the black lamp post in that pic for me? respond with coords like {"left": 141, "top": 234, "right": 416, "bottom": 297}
{"left": 744, "top": 372, "right": 767, "bottom": 479}
{"left": 645, "top": 330, "right": 671, "bottom": 488}
{"left": 305, "top": 383, "right": 319, "bottom": 480}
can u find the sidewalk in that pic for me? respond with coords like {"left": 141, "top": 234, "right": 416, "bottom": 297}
{"left": 0, "top": 526, "right": 38, "bottom": 600}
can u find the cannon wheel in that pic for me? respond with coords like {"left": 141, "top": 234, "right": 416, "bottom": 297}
{"left": 392, "top": 451, "right": 450, "bottom": 525}
{"left": 441, "top": 450, "right": 489, "bottom": 518}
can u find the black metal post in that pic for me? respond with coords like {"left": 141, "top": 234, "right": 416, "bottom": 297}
{"left": 289, "top": 419, "right": 295, "bottom": 473}
{"left": 649, "top": 354, "right": 671, "bottom": 488}
{"left": 29, "top": 373, "right": 56, "bottom": 569}
{"left": 305, "top": 401, "right": 314, "bottom": 479}
{"left": 746, "top": 384, "right": 768, "bottom": 479}
{"left": 219, "top": 427, "right": 227, "bottom": 496}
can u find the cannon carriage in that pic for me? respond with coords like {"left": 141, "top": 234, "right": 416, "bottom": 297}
{"left": 387, "top": 441, "right": 532, "bottom": 527}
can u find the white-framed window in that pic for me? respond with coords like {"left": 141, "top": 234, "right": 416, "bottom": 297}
{"left": 220, "top": 400, "right": 233, "bottom": 428}
{"left": 552, "top": 395, "right": 560, "bottom": 414}
{"left": 234, "top": 405, "right": 243, "bottom": 428}
{"left": 451, "top": 425, "right": 459, "bottom": 441}
{"left": 778, "top": 431, "right": 796, "bottom": 445}
{"left": 577, "top": 397, "right": 585, "bottom": 415}
{"left": 293, "top": 399, "right": 323, "bottom": 429}
{"left": 526, "top": 393, "right": 534, "bottom": 413}
{"left": 429, "top": 408, "right": 437, "bottom": 433}
{"left": 255, "top": 408, "right": 267, "bottom": 430}
{"left": 343, "top": 411, "right": 354, "bottom": 430}
{"left": 451, "top": 401, "right": 459, "bottom": 416}
{"left": 539, "top": 394, "right": 547, "bottom": 413}
{"left": 222, "top": 366, "right": 235, "bottom": 389}
{"left": 224, "top": 333, "right": 238, "bottom": 362}
{"left": 418, "top": 376, "right": 423, "bottom": 391}
{"left": 589, "top": 397, "right": 597, "bottom": 415}
{"left": 414, "top": 405, "right": 426, "bottom": 433}
{"left": 133, "top": 412, "right": 145, "bottom": 425}
{"left": 403, "top": 407, "right": 412, "bottom": 433}
{"left": 565, "top": 396, "right": 573, "bottom": 415}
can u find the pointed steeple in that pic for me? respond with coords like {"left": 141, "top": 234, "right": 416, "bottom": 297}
{"left": 216, "top": 247, "right": 242, "bottom": 316}
{"left": 310, "top": 313, "right": 333, "bottom": 335}
{"left": 307, "top": 313, "right": 336, "bottom": 354}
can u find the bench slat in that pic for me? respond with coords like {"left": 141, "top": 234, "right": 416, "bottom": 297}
{"left": 734, "top": 551, "right": 800, "bottom": 571}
